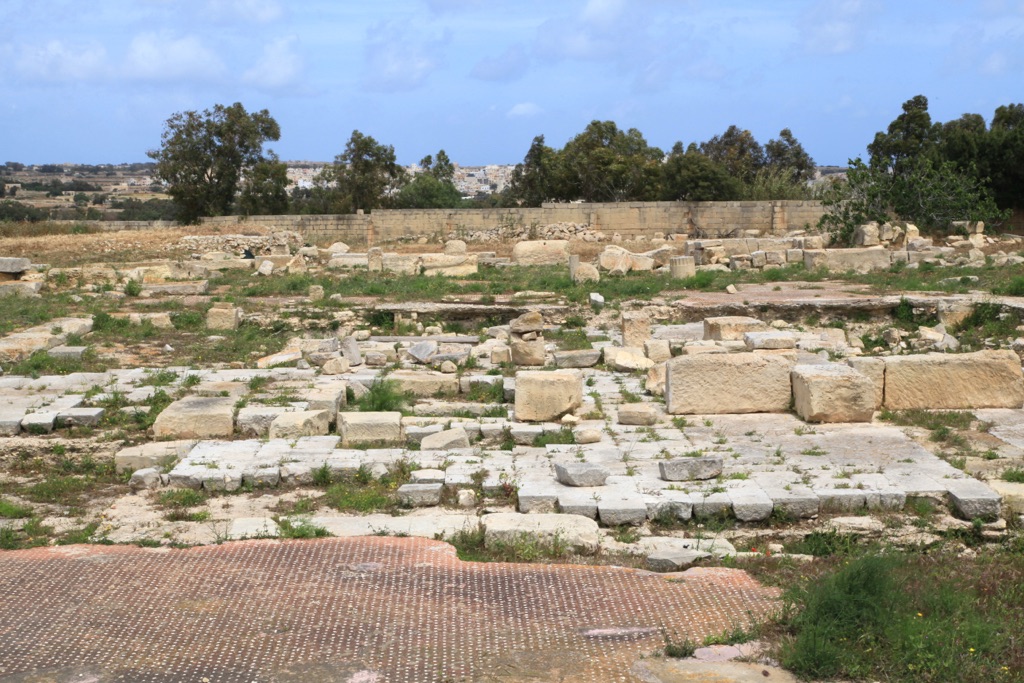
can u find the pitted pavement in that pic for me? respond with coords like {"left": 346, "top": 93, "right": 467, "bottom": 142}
{"left": 0, "top": 537, "right": 780, "bottom": 683}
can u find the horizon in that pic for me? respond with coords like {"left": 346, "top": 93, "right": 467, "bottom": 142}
{"left": 2, "top": 1, "right": 1022, "bottom": 166}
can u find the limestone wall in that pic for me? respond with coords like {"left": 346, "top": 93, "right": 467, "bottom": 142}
{"left": 71, "top": 200, "right": 827, "bottom": 245}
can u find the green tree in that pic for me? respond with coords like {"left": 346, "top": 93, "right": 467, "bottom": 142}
{"left": 764, "top": 128, "right": 816, "bottom": 182}
{"left": 660, "top": 142, "right": 741, "bottom": 201}
{"left": 148, "top": 102, "right": 281, "bottom": 224}
{"left": 984, "top": 104, "right": 1024, "bottom": 210}
{"left": 420, "top": 149, "right": 455, "bottom": 184}
{"left": 819, "top": 157, "right": 1007, "bottom": 244}
{"left": 505, "top": 135, "right": 562, "bottom": 207}
{"left": 394, "top": 173, "right": 463, "bottom": 208}
{"left": 699, "top": 125, "right": 765, "bottom": 183}
{"left": 559, "top": 120, "right": 663, "bottom": 202}
{"left": 867, "top": 95, "right": 936, "bottom": 176}
{"left": 324, "top": 130, "right": 405, "bottom": 213}
{"left": 238, "top": 153, "right": 290, "bottom": 216}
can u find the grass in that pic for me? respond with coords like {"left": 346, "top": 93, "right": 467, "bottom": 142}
{"left": 444, "top": 524, "right": 572, "bottom": 563}
{"left": 777, "top": 551, "right": 1024, "bottom": 682}
{"left": 0, "top": 498, "right": 33, "bottom": 519}
{"left": 276, "top": 517, "right": 331, "bottom": 539}
{"left": 354, "top": 378, "right": 412, "bottom": 413}
{"left": 6, "top": 349, "right": 107, "bottom": 377}
{"left": 157, "top": 488, "right": 209, "bottom": 522}
{"left": 1002, "top": 468, "right": 1024, "bottom": 484}
{"left": 531, "top": 428, "right": 576, "bottom": 447}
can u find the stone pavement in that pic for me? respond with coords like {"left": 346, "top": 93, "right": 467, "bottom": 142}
{"left": 0, "top": 537, "right": 779, "bottom": 683}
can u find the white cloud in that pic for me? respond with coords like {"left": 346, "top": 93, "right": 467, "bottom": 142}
{"left": 362, "top": 22, "right": 449, "bottom": 92}
{"left": 205, "top": 0, "right": 283, "bottom": 23}
{"left": 243, "top": 36, "right": 304, "bottom": 90}
{"left": 507, "top": 102, "right": 542, "bottom": 118}
{"left": 470, "top": 44, "right": 529, "bottom": 82}
{"left": 581, "top": 0, "right": 626, "bottom": 26}
{"left": 124, "top": 32, "right": 227, "bottom": 82}
{"left": 15, "top": 40, "right": 108, "bottom": 82}
{"left": 800, "top": 0, "right": 877, "bottom": 55}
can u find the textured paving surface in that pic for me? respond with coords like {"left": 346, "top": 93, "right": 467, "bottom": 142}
{"left": 0, "top": 537, "right": 780, "bottom": 683}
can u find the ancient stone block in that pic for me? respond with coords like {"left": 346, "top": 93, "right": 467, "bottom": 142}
{"left": 665, "top": 353, "right": 793, "bottom": 414}
{"left": 514, "top": 370, "right": 582, "bottom": 422}
{"left": 883, "top": 350, "right": 1024, "bottom": 410}
{"left": 792, "top": 363, "right": 874, "bottom": 423}
{"left": 153, "top": 396, "right": 235, "bottom": 439}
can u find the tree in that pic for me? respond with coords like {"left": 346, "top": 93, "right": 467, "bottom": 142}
{"left": 395, "top": 149, "right": 461, "bottom": 208}
{"left": 148, "top": 102, "right": 281, "bottom": 224}
{"left": 238, "top": 153, "right": 290, "bottom": 216}
{"left": 505, "top": 135, "right": 562, "bottom": 207}
{"left": 819, "top": 157, "right": 1008, "bottom": 244}
{"left": 559, "top": 120, "right": 663, "bottom": 202}
{"left": 699, "top": 126, "right": 765, "bottom": 183}
{"left": 764, "top": 128, "right": 816, "bottom": 182}
{"left": 984, "top": 104, "right": 1024, "bottom": 211}
{"left": 660, "top": 142, "right": 741, "bottom": 201}
{"left": 325, "top": 130, "right": 405, "bottom": 213}
{"left": 867, "top": 95, "right": 936, "bottom": 176}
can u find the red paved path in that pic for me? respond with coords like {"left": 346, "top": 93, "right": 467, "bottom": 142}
{"left": 0, "top": 538, "right": 780, "bottom": 682}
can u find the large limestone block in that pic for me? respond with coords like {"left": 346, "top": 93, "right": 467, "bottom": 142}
{"left": 420, "top": 427, "right": 471, "bottom": 450}
{"left": 482, "top": 512, "right": 600, "bottom": 554}
{"left": 389, "top": 370, "right": 458, "bottom": 397}
{"left": 114, "top": 440, "right": 195, "bottom": 474}
{"left": 268, "top": 410, "right": 330, "bottom": 439}
{"left": 882, "top": 350, "right": 1024, "bottom": 410}
{"left": 514, "top": 370, "right": 582, "bottom": 422}
{"left": 510, "top": 340, "right": 546, "bottom": 366}
{"left": 703, "top": 316, "right": 768, "bottom": 341}
{"left": 791, "top": 364, "right": 874, "bottom": 423}
{"left": 823, "top": 247, "right": 891, "bottom": 274}
{"left": 0, "top": 257, "right": 31, "bottom": 274}
{"left": 338, "top": 411, "right": 403, "bottom": 447}
{"left": 511, "top": 240, "right": 569, "bottom": 266}
{"left": 604, "top": 346, "right": 654, "bottom": 372}
{"left": 205, "top": 304, "right": 240, "bottom": 330}
{"left": 665, "top": 353, "right": 793, "bottom": 414}
{"left": 420, "top": 253, "right": 478, "bottom": 276}
{"left": 152, "top": 396, "right": 235, "bottom": 439}
{"left": 846, "top": 357, "right": 885, "bottom": 409}
{"left": 621, "top": 311, "right": 651, "bottom": 348}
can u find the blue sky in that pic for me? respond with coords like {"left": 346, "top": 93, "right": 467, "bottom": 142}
{"left": 1, "top": 0, "right": 1023, "bottom": 166}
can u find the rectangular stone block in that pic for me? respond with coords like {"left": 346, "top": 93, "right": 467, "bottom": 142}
{"left": 666, "top": 353, "right": 793, "bottom": 414}
{"left": 703, "top": 316, "right": 768, "bottom": 341}
{"left": 338, "top": 411, "right": 402, "bottom": 447}
{"left": 882, "top": 350, "right": 1024, "bottom": 410}
{"left": 792, "top": 363, "right": 874, "bottom": 423}
{"left": 153, "top": 396, "right": 235, "bottom": 439}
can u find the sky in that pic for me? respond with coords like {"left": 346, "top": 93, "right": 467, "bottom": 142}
{"left": 1, "top": 0, "right": 1023, "bottom": 167}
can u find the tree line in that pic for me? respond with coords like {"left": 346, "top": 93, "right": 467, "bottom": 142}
{"left": 819, "top": 95, "right": 1022, "bottom": 241}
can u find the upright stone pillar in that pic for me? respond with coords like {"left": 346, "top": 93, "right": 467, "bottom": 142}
{"left": 669, "top": 256, "right": 696, "bottom": 279}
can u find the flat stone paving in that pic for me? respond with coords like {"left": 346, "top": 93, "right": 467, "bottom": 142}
{"left": 0, "top": 537, "right": 779, "bottom": 683}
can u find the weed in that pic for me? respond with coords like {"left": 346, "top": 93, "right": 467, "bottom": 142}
{"left": 276, "top": 517, "right": 331, "bottom": 539}
{"left": 532, "top": 428, "right": 576, "bottom": 448}
{"left": 0, "top": 498, "right": 33, "bottom": 519}
{"left": 611, "top": 525, "right": 641, "bottom": 543}
{"left": 1002, "top": 468, "right": 1024, "bottom": 483}
{"left": 355, "top": 378, "right": 412, "bottom": 413}
{"left": 663, "top": 635, "right": 697, "bottom": 659}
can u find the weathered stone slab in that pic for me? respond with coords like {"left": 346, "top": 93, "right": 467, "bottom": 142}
{"left": 511, "top": 240, "right": 569, "bottom": 266}
{"left": 553, "top": 350, "right": 602, "bottom": 368}
{"left": 946, "top": 479, "right": 1001, "bottom": 520}
{"left": 338, "top": 411, "right": 403, "bottom": 447}
{"left": 646, "top": 549, "right": 711, "bottom": 572}
{"left": 0, "top": 257, "right": 31, "bottom": 273}
{"left": 389, "top": 370, "right": 458, "bottom": 397}
{"left": 883, "top": 350, "right": 1024, "bottom": 410}
{"left": 703, "top": 316, "right": 767, "bottom": 341}
{"left": 510, "top": 340, "right": 546, "bottom": 366}
{"left": 115, "top": 440, "right": 196, "bottom": 474}
{"left": 152, "top": 396, "right": 236, "bottom": 439}
{"left": 617, "top": 403, "right": 659, "bottom": 426}
{"left": 846, "top": 356, "right": 885, "bottom": 410}
{"left": 268, "top": 410, "right": 330, "bottom": 439}
{"left": 792, "top": 363, "right": 874, "bottom": 423}
{"left": 397, "top": 483, "right": 443, "bottom": 507}
{"left": 666, "top": 353, "right": 793, "bottom": 414}
{"left": 514, "top": 370, "right": 582, "bottom": 422}
{"left": 554, "top": 463, "right": 609, "bottom": 487}
{"left": 420, "top": 427, "right": 471, "bottom": 451}
{"left": 237, "top": 406, "right": 293, "bottom": 438}
{"left": 659, "top": 457, "right": 723, "bottom": 481}
{"left": 482, "top": 512, "right": 600, "bottom": 553}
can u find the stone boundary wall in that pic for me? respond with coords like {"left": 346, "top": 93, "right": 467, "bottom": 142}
{"left": 70, "top": 200, "right": 827, "bottom": 246}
